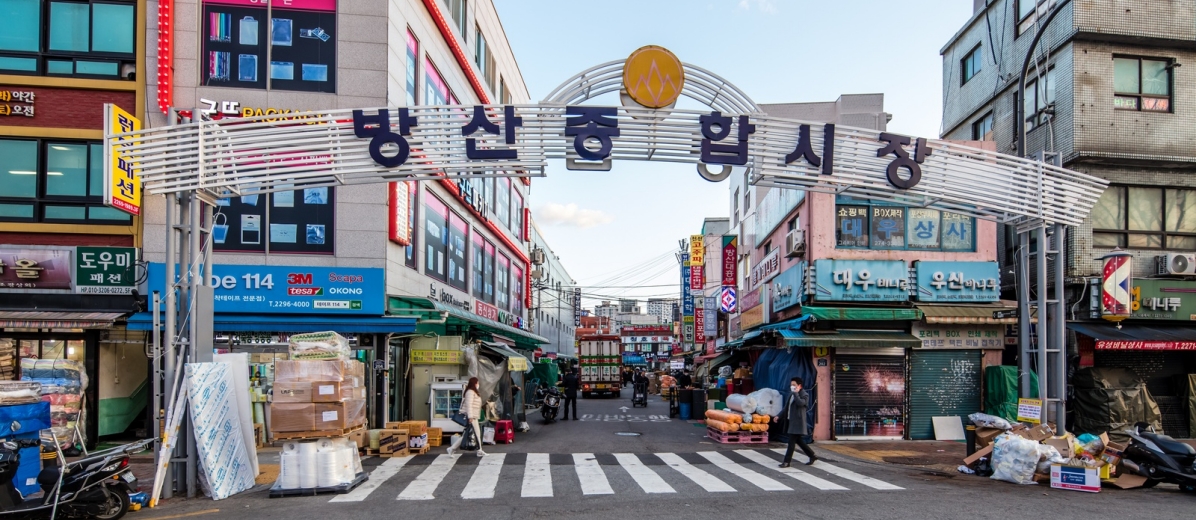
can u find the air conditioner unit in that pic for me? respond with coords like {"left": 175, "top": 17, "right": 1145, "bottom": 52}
{"left": 1158, "top": 253, "right": 1196, "bottom": 276}
{"left": 785, "top": 230, "right": 805, "bottom": 258}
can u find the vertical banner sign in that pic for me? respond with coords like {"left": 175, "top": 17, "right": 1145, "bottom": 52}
{"left": 704, "top": 297, "right": 718, "bottom": 336}
{"left": 720, "top": 286, "right": 737, "bottom": 313}
{"left": 681, "top": 253, "right": 693, "bottom": 315}
{"left": 387, "top": 181, "right": 411, "bottom": 245}
{"left": 694, "top": 296, "right": 705, "bottom": 343}
{"left": 722, "top": 235, "right": 738, "bottom": 286}
{"left": 104, "top": 104, "right": 142, "bottom": 216}
{"left": 573, "top": 287, "right": 582, "bottom": 326}
{"left": 690, "top": 235, "right": 705, "bottom": 266}
{"left": 1100, "top": 251, "right": 1133, "bottom": 322}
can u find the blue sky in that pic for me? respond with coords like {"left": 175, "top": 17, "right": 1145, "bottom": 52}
{"left": 493, "top": 0, "right": 974, "bottom": 307}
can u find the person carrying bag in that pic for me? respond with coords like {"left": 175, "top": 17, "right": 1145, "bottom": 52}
{"left": 447, "top": 377, "right": 487, "bottom": 457}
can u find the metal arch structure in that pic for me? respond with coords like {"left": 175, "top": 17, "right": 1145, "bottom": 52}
{"left": 541, "top": 59, "right": 762, "bottom": 114}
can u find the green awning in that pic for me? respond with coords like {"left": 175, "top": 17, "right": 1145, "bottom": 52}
{"left": 777, "top": 329, "right": 921, "bottom": 348}
{"left": 724, "top": 339, "right": 745, "bottom": 349}
{"left": 802, "top": 306, "right": 923, "bottom": 321}
{"left": 386, "top": 296, "right": 548, "bottom": 348}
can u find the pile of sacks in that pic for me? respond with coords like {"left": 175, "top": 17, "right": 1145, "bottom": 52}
{"left": 963, "top": 413, "right": 1137, "bottom": 488}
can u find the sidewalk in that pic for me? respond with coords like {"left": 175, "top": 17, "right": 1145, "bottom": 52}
{"left": 816, "top": 439, "right": 967, "bottom": 474}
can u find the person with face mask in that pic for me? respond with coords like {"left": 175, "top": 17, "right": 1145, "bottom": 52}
{"left": 774, "top": 377, "right": 816, "bottom": 467}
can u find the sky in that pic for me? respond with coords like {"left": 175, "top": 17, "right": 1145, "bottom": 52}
{"left": 493, "top": 0, "right": 975, "bottom": 309}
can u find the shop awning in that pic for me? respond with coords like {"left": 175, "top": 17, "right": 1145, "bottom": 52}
{"left": 478, "top": 341, "right": 532, "bottom": 372}
{"left": 723, "top": 339, "right": 745, "bottom": 349}
{"left": 776, "top": 329, "right": 922, "bottom": 348}
{"left": 1067, "top": 322, "right": 1196, "bottom": 351}
{"left": 0, "top": 311, "right": 124, "bottom": 329}
{"left": 697, "top": 351, "right": 733, "bottom": 367}
{"left": 801, "top": 306, "right": 923, "bottom": 321}
{"left": 917, "top": 301, "right": 1032, "bottom": 324}
{"left": 124, "top": 312, "right": 417, "bottom": 333}
{"left": 761, "top": 315, "right": 813, "bottom": 331}
{"left": 387, "top": 296, "right": 548, "bottom": 348}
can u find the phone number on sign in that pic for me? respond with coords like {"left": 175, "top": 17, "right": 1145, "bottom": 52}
{"left": 268, "top": 300, "right": 311, "bottom": 308}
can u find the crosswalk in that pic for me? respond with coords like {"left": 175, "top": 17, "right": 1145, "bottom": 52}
{"left": 329, "top": 449, "right": 904, "bottom": 502}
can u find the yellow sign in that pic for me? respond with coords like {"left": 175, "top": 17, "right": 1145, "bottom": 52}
{"left": 104, "top": 104, "right": 141, "bottom": 216}
{"left": 410, "top": 350, "right": 463, "bottom": 364}
{"left": 813, "top": 347, "right": 829, "bottom": 357}
{"left": 622, "top": 45, "right": 684, "bottom": 109}
{"left": 689, "top": 234, "right": 705, "bottom": 266}
{"left": 508, "top": 356, "right": 528, "bottom": 372}
{"left": 1016, "top": 398, "right": 1043, "bottom": 424}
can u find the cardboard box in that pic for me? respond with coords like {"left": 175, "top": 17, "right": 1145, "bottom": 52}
{"left": 963, "top": 444, "right": 993, "bottom": 466}
{"left": 1015, "top": 424, "right": 1054, "bottom": 442}
{"left": 341, "top": 385, "right": 367, "bottom": 400}
{"left": 1043, "top": 437, "right": 1074, "bottom": 460}
{"left": 975, "top": 427, "right": 1005, "bottom": 448}
{"left": 1101, "top": 442, "right": 1127, "bottom": 467}
{"left": 348, "top": 429, "right": 366, "bottom": 448}
{"left": 1105, "top": 472, "right": 1148, "bottom": 489}
{"left": 270, "top": 403, "right": 316, "bottom": 432}
{"left": 274, "top": 381, "right": 342, "bottom": 403}
{"left": 276, "top": 360, "right": 347, "bottom": 382}
{"left": 379, "top": 429, "right": 409, "bottom": 456}
{"left": 1050, "top": 464, "right": 1100, "bottom": 493}
{"left": 314, "top": 399, "right": 367, "bottom": 430}
{"left": 399, "top": 421, "right": 428, "bottom": 436}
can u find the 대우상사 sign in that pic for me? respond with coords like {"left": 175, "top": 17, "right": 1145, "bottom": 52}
{"left": 75, "top": 247, "right": 136, "bottom": 294}
{"left": 812, "top": 259, "right": 908, "bottom": 302}
{"left": 148, "top": 263, "right": 383, "bottom": 314}
{"left": 914, "top": 261, "right": 1000, "bottom": 302}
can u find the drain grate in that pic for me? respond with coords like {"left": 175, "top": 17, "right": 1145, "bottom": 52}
{"left": 615, "top": 432, "right": 642, "bottom": 436}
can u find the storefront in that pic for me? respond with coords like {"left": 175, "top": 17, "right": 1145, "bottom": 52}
{"left": 128, "top": 263, "right": 416, "bottom": 434}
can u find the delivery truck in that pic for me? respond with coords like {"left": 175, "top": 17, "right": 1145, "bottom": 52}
{"left": 578, "top": 334, "right": 621, "bottom": 398}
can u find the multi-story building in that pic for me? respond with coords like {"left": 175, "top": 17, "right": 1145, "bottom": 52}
{"left": 646, "top": 298, "right": 679, "bottom": 325}
{"left": 0, "top": 0, "right": 147, "bottom": 446}
{"left": 941, "top": 0, "right": 1196, "bottom": 437}
{"left": 618, "top": 299, "right": 640, "bottom": 314}
{"left": 594, "top": 301, "right": 618, "bottom": 319}
{"left": 528, "top": 219, "right": 577, "bottom": 358}
{"left": 131, "top": 0, "right": 561, "bottom": 428}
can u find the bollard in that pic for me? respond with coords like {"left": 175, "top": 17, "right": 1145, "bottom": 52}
{"left": 965, "top": 425, "right": 977, "bottom": 456}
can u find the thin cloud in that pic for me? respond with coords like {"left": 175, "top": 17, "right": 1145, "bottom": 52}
{"left": 737, "top": 0, "right": 777, "bottom": 13}
{"left": 535, "top": 203, "right": 615, "bottom": 228}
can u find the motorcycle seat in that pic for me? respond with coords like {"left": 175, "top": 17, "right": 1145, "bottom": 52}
{"left": 1142, "top": 432, "right": 1196, "bottom": 456}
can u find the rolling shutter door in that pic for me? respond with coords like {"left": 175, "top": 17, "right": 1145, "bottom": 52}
{"left": 833, "top": 351, "right": 906, "bottom": 439}
{"left": 908, "top": 349, "right": 983, "bottom": 440}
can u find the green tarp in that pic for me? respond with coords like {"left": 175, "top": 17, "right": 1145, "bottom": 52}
{"left": 983, "top": 365, "right": 1038, "bottom": 422}
{"left": 1073, "top": 367, "right": 1162, "bottom": 438}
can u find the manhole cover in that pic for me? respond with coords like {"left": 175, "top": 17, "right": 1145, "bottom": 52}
{"left": 615, "top": 432, "right": 642, "bottom": 436}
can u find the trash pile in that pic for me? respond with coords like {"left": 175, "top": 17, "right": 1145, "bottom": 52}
{"left": 960, "top": 413, "right": 1145, "bottom": 491}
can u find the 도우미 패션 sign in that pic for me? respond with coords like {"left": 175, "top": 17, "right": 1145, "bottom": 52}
{"left": 75, "top": 247, "right": 136, "bottom": 294}
{"left": 812, "top": 259, "right": 908, "bottom": 302}
{"left": 914, "top": 261, "right": 1000, "bottom": 302}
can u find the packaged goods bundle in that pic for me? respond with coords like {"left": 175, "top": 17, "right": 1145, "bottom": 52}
{"left": 990, "top": 433, "right": 1045, "bottom": 485}
{"left": 704, "top": 409, "right": 743, "bottom": 424}
{"left": 273, "top": 437, "right": 363, "bottom": 492}
{"left": 271, "top": 358, "right": 368, "bottom": 435}
{"left": 20, "top": 359, "right": 87, "bottom": 446}
{"left": 751, "top": 388, "right": 783, "bottom": 416}
{"left": 288, "top": 331, "right": 351, "bottom": 360}
{"left": 726, "top": 393, "right": 758, "bottom": 414}
{"left": 0, "top": 381, "right": 42, "bottom": 405}
{"left": 751, "top": 414, "right": 770, "bottom": 424}
{"left": 706, "top": 419, "right": 735, "bottom": 432}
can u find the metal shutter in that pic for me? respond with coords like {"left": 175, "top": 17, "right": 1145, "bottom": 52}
{"left": 907, "top": 350, "right": 983, "bottom": 440}
{"left": 833, "top": 352, "right": 906, "bottom": 439}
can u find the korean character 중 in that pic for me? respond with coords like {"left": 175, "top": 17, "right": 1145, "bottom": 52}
{"left": 699, "top": 111, "right": 755, "bottom": 166}
{"left": 353, "top": 108, "right": 418, "bottom": 167}
{"left": 785, "top": 123, "right": 835, "bottom": 175}
{"left": 564, "top": 106, "right": 620, "bottom": 161}
{"left": 876, "top": 132, "right": 933, "bottom": 189}
{"left": 462, "top": 105, "right": 522, "bottom": 160}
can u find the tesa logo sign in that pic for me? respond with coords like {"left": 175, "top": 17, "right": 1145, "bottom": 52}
{"left": 286, "top": 273, "right": 323, "bottom": 296}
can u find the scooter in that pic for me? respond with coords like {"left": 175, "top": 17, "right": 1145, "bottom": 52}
{"left": 0, "top": 438, "right": 151, "bottom": 520}
{"left": 1121, "top": 422, "right": 1196, "bottom": 493}
{"left": 537, "top": 385, "right": 561, "bottom": 423}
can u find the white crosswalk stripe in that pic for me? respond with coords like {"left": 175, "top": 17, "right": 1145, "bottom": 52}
{"left": 734, "top": 449, "right": 848, "bottom": 491}
{"left": 655, "top": 452, "right": 736, "bottom": 492}
{"left": 770, "top": 448, "right": 904, "bottom": 490}
{"left": 461, "top": 453, "right": 507, "bottom": 499}
{"left": 397, "top": 454, "right": 458, "bottom": 500}
{"left": 573, "top": 453, "right": 614, "bottom": 495}
{"left": 697, "top": 451, "right": 791, "bottom": 491}
{"left": 614, "top": 453, "right": 675, "bottom": 494}
{"left": 329, "top": 456, "right": 412, "bottom": 503}
{"left": 521, "top": 453, "right": 553, "bottom": 498}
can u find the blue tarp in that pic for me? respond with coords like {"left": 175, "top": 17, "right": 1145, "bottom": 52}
{"left": 0, "top": 401, "right": 50, "bottom": 437}
{"left": 753, "top": 348, "right": 817, "bottom": 442}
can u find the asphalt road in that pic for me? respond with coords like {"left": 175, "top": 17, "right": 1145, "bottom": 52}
{"left": 139, "top": 393, "right": 1196, "bottom": 520}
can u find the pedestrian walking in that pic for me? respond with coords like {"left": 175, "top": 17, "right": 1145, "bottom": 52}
{"left": 447, "top": 377, "right": 486, "bottom": 457}
{"left": 774, "top": 377, "right": 815, "bottom": 467}
{"left": 561, "top": 368, "right": 580, "bottom": 420}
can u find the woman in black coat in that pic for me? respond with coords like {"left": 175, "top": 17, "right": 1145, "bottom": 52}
{"left": 774, "top": 377, "right": 817, "bottom": 468}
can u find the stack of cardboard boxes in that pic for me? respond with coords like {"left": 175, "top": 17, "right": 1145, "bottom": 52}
{"left": 271, "top": 359, "right": 368, "bottom": 435}
{"left": 377, "top": 421, "right": 430, "bottom": 457}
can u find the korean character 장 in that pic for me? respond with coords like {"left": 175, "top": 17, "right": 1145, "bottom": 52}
{"left": 564, "top": 106, "right": 620, "bottom": 167}
{"left": 353, "top": 108, "right": 418, "bottom": 167}
{"left": 785, "top": 123, "right": 835, "bottom": 175}
{"left": 876, "top": 132, "right": 932, "bottom": 189}
{"left": 700, "top": 111, "right": 755, "bottom": 166}
{"left": 462, "top": 105, "right": 522, "bottom": 160}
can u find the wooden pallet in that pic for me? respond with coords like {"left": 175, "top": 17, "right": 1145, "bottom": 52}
{"left": 272, "top": 424, "right": 365, "bottom": 442}
{"left": 706, "top": 426, "right": 769, "bottom": 444}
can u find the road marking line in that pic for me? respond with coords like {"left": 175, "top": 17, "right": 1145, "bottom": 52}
{"left": 655, "top": 452, "right": 736, "bottom": 492}
{"left": 397, "top": 454, "right": 458, "bottom": 500}
{"left": 614, "top": 453, "right": 675, "bottom": 494}
{"left": 735, "top": 449, "right": 847, "bottom": 490}
{"left": 573, "top": 453, "right": 614, "bottom": 495}
{"left": 461, "top": 453, "right": 506, "bottom": 499}
{"left": 770, "top": 448, "right": 904, "bottom": 490}
{"left": 330, "top": 457, "right": 411, "bottom": 503}
{"left": 141, "top": 509, "right": 221, "bottom": 520}
{"left": 522, "top": 453, "right": 553, "bottom": 498}
{"left": 697, "top": 451, "right": 791, "bottom": 491}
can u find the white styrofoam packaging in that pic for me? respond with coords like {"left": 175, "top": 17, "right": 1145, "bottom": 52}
{"left": 186, "top": 362, "right": 257, "bottom": 500}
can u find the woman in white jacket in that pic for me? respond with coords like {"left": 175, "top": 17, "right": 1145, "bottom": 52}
{"left": 447, "top": 377, "right": 486, "bottom": 456}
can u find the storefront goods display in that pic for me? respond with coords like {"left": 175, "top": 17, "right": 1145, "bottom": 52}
{"left": 704, "top": 409, "right": 743, "bottom": 424}
{"left": 186, "top": 362, "right": 256, "bottom": 500}
{"left": 273, "top": 437, "right": 365, "bottom": 497}
{"left": 20, "top": 359, "right": 87, "bottom": 447}
{"left": 275, "top": 359, "right": 365, "bottom": 384}
{"left": 1072, "top": 367, "right": 1162, "bottom": 438}
{"left": 0, "top": 381, "right": 41, "bottom": 405}
{"left": 288, "top": 331, "right": 351, "bottom": 360}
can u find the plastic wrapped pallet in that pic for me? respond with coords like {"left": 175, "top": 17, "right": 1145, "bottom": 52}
{"left": 753, "top": 388, "right": 784, "bottom": 416}
{"left": 990, "top": 433, "right": 1041, "bottom": 485}
{"left": 706, "top": 419, "right": 734, "bottom": 432}
{"left": 288, "top": 331, "right": 351, "bottom": 360}
{"left": 726, "top": 393, "right": 758, "bottom": 414}
{"left": 186, "top": 362, "right": 256, "bottom": 500}
{"left": 275, "top": 360, "right": 347, "bottom": 383}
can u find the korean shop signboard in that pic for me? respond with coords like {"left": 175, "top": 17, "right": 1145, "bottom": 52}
{"left": 0, "top": 247, "right": 73, "bottom": 291}
{"left": 1127, "top": 279, "right": 1196, "bottom": 321}
{"left": 811, "top": 259, "right": 908, "bottom": 302}
{"left": 104, "top": 104, "right": 141, "bottom": 216}
{"left": 913, "top": 261, "right": 1000, "bottom": 303}
{"left": 75, "top": 247, "right": 137, "bottom": 294}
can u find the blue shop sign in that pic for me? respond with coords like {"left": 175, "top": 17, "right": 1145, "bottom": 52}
{"left": 812, "top": 259, "right": 908, "bottom": 302}
{"left": 771, "top": 262, "right": 806, "bottom": 311}
{"left": 147, "top": 263, "right": 384, "bottom": 315}
{"left": 622, "top": 353, "right": 647, "bottom": 365}
{"left": 914, "top": 261, "right": 1000, "bottom": 302}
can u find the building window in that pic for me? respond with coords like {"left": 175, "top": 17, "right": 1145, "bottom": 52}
{"left": 513, "top": 265, "right": 524, "bottom": 315}
{"left": 512, "top": 188, "right": 524, "bottom": 241}
{"left": 787, "top": 217, "right": 798, "bottom": 232}
{"left": 496, "top": 176, "right": 511, "bottom": 229}
{"left": 424, "top": 195, "right": 449, "bottom": 282}
{"left": 448, "top": 0, "right": 467, "bottom": 43}
{"left": 835, "top": 202, "right": 975, "bottom": 251}
{"left": 425, "top": 59, "right": 456, "bottom": 105}
{"left": 405, "top": 29, "right": 419, "bottom": 105}
{"left": 961, "top": 44, "right": 982, "bottom": 85}
{"left": 497, "top": 253, "right": 510, "bottom": 311}
{"left": 405, "top": 182, "right": 418, "bottom": 269}
{"left": 0, "top": 139, "right": 131, "bottom": 224}
{"left": 972, "top": 112, "right": 994, "bottom": 141}
{"left": 1093, "top": 186, "right": 1196, "bottom": 250}
{"left": 1024, "top": 68, "right": 1055, "bottom": 131}
{"left": 471, "top": 232, "right": 485, "bottom": 300}
{"left": 484, "top": 176, "right": 496, "bottom": 213}
{"left": 474, "top": 25, "right": 495, "bottom": 92}
{"left": 499, "top": 77, "right": 510, "bottom": 104}
{"left": 447, "top": 210, "right": 468, "bottom": 292}
{"left": 483, "top": 240, "right": 495, "bottom": 304}
{"left": 763, "top": 241, "right": 771, "bottom": 255}
{"left": 0, "top": 0, "right": 136, "bottom": 78}
{"left": 732, "top": 189, "right": 740, "bottom": 227}
{"left": 1016, "top": 0, "right": 1055, "bottom": 36}
{"left": 742, "top": 172, "right": 751, "bottom": 211}
{"left": 1114, "top": 56, "right": 1172, "bottom": 112}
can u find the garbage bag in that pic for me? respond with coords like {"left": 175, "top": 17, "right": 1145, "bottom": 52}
{"left": 990, "top": 433, "right": 1040, "bottom": 485}
{"left": 969, "top": 412, "right": 1013, "bottom": 430}
{"left": 1035, "top": 444, "right": 1067, "bottom": 474}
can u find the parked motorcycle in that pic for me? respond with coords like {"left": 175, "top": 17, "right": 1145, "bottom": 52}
{"left": 537, "top": 385, "right": 561, "bottom": 423}
{"left": 1121, "top": 422, "right": 1196, "bottom": 493}
{"left": 0, "top": 438, "right": 151, "bottom": 520}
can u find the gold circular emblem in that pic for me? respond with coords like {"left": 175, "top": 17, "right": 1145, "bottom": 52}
{"left": 622, "top": 46, "right": 685, "bottom": 109}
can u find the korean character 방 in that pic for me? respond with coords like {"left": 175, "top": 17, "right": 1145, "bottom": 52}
{"left": 876, "top": 132, "right": 932, "bottom": 189}
{"left": 462, "top": 105, "right": 522, "bottom": 160}
{"left": 352, "top": 108, "right": 417, "bottom": 167}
